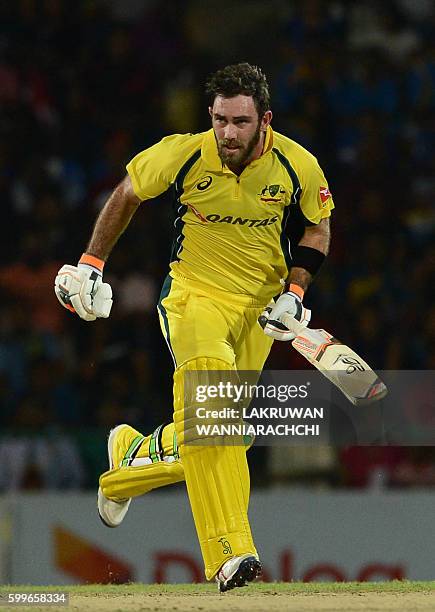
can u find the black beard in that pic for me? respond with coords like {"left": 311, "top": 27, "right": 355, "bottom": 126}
{"left": 217, "top": 122, "right": 262, "bottom": 169}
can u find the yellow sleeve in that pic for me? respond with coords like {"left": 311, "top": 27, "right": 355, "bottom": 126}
{"left": 299, "top": 159, "right": 335, "bottom": 225}
{"left": 126, "top": 134, "right": 198, "bottom": 201}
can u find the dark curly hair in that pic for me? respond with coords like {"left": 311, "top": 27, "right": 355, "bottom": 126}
{"left": 205, "top": 63, "right": 271, "bottom": 118}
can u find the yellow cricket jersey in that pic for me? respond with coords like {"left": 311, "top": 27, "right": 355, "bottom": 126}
{"left": 126, "top": 127, "right": 334, "bottom": 300}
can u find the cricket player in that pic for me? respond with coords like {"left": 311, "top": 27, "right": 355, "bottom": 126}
{"left": 54, "top": 63, "right": 333, "bottom": 591}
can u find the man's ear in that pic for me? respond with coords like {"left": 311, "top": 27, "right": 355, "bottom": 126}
{"left": 208, "top": 107, "right": 213, "bottom": 118}
{"left": 261, "top": 110, "right": 273, "bottom": 131}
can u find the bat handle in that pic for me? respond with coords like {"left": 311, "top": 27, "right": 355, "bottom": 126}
{"left": 258, "top": 314, "right": 268, "bottom": 329}
{"left": 258, "top": 311, "right": 307, "bottom": 336}
{"left": 281, "top": 312, "right": 307, "bottom": 336}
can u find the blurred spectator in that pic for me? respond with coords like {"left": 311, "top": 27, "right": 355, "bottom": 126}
{"left": 0, "top": 430, "right": 85, "bottom": 491}
{"left": 339, "top": 446, "right": 407, "bottom": 489}
{"left": 0, "top": 0, "right": 433, "bottom": 490}
{"left": 391, "top": 448, "right": 435, "bottom": 487}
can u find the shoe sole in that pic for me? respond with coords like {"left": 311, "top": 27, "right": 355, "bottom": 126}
{"left": 97, "top": 488, "right": 117, "bottom": 528}
{"left": 219, "top": 557, "right": 262, "bottom": 592}
{"left": 98, "top": 424, "right": 131, "bottom": 528}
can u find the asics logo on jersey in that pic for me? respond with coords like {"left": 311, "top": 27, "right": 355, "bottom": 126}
{"left": 205, "top": 214, "right": 279, "bottom": 227}
{"left": 196, "top": 176, "right": 213, "bottom": 191}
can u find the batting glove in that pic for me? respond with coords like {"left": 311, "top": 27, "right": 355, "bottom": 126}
{"left": 54, "top": 254, "right": 113, "bottom": 322}
{"left": 261, "top": 283, "right": 311, "bottom": 341}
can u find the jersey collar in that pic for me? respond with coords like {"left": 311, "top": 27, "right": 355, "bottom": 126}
{"left": 201, "top": 126, "right": 274, "bottom": 173}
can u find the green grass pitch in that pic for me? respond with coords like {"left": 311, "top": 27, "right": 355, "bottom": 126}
{"left": 1, "top": 582, "right": 435, "bottom": 612}
{"left": 1, "top": 581, "right": 435, "bottom": 593}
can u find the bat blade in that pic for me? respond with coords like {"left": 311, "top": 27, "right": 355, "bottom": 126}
{"left": 291, "top": 327, "right": 388, "bottom": 405}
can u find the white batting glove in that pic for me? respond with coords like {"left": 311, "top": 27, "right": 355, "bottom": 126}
{"left": 54, "top": 254, "right": 112, "bottom": 321}
{"left": 261, "top": 284, "right": 311, "bottom": 341}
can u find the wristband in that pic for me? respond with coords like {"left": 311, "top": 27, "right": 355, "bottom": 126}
{"left": 283, "top": 283, "right": 304, "bottom": 299}
{"left": 78, "top": 253, "right": 105, "bottom": 273}
{"left": 291, "top": 245, "right": 325, "bottom": 277}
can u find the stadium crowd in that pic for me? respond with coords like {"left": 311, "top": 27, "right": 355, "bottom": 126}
{"left": 0, "top": 0, "right": 434, "bottom": 490}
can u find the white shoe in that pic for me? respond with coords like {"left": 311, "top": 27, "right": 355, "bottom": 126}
{"left": 216, "top": 553, "right": 262, "bottom": 592}
{"left": 97, "top": 425, "right": 132, "bottom": 528}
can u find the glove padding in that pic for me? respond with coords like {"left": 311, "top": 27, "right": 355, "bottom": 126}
{"left": 54, "top": 264, "right": 113, "bottom": 321}
{"left": 261, "top": 290, "right": 311, "bottom": 341}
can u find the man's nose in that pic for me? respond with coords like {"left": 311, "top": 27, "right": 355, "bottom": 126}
{"left": 223, "top": 123, "right": 237, "bottom": 140}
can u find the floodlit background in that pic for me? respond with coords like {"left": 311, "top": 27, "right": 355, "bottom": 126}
{"left": 0, "top": 0, "right": 434, "bottom": 584}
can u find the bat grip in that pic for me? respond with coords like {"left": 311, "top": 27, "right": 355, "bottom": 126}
{"left": 258, "top": 311, "right": 307, "bottom": 335}
{"left": 258, "top": 314, "right": 268, "bottom": 329}
{"left": 281, "top": 313, "right": 307, "bottom": 335}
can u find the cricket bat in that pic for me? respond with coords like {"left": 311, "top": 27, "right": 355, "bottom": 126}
{"left": 260, "top": 313, "right": 388, "bottom": 406}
